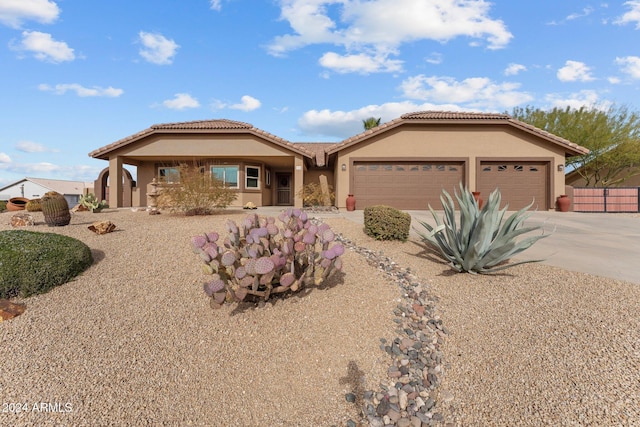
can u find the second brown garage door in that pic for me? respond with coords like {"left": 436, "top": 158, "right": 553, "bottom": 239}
{"left": 352, "top": 161, "right": 464, "bottom": 210}
{"left": 477, "top": 161, "right": 549, "bottom": 210}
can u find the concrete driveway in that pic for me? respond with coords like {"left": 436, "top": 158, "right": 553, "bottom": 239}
{"left": 336, "top": 209, "right": 640, "bottom": 285}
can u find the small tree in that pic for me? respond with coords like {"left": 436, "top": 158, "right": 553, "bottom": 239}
{"left": 362, "top": 117, "right": 381, "bottom": 130}
{"left": 157, "top": 164, "right": 237, "bottom": 215}
{"left": 511, "top": 105, "right": 640, "bottom": 186}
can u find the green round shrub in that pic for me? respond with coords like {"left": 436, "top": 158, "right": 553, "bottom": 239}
{"left": 364, "top": 205, "right": 411, "bottom": 242}
{"left": 0, "top": 230, "right": 93, "bottom": 298}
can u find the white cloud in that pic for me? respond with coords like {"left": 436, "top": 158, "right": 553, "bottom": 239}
{"left": 615, "top": 56, "right": 640, "bottom": 79}
{"left": 15, "top": 30, "right": 74, "bottom": 63}
{"left": 557, "top": 60, "right": 595, "bottom": 82}
{"left": 399, "top": 75, "right": 533, "bottom": 110}
{"left": 212, "top": 96, "right": 262, "bottom": 112}
{"left": 0, "top": 152, "right": 11, "bottom": 163}
{"left": 268, "top": 0, "right": 512, "bottom": 73}
{"left": 298, "top": 101, "right": 465, "bottom": 139}
{"left": 616, "top": 1, "right": 640, "bottom": 28}
{"left": 38, "top": 83, "right": 123, "bottom": 97}
{"left": 567, "top": 7, "right": 594, "bottom": 21}
{"left": 319, "top": 51, "right": 402, "bottom": 74}
{"left": 138, "top": 31, "right": 179, "bottom": 65}
{"left": 545, "top": 90, "right": 611, "bottom": 110}
{"left": 162, "top": 93, "right": 200, "bottom": 110}
{"left": 0, "top": 0, "right": 59, "bottom": 28}
{"left": 504, "top": 63, "right": 527, "bottom": 76}
{"left": 15, "top": 140, "right": 57, "bottom": 153}
{"left": 608, "top": 76, "right": 622, "bottom": 84}
{"left": 21, "top": 162, "right": 61, "bottom": 174}
{"left": 425, "top": 52, "right": 443, "bottom": 65}
{"left": 230, "top": 95, "right": 261, "bottom": 112}
{"left": 210, "top": 0, "right": 222, "bottom": 11}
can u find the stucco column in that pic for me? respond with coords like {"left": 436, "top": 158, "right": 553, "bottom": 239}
{"left": 294, "top": 156, "right": 304, "bottom": 208}
{"left": 109, "top": 156, "right": 123, "bottom": 208}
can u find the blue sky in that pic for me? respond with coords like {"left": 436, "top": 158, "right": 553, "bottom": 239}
{"left": 1, "top": 0, "right": 640, "bottom": 187}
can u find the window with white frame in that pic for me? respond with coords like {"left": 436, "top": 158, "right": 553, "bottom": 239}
{"left": 245, "top": 166, "right": 260, "bottom": 189}
{"left": 211, "top": 165, "right": 239, "bottom": 188}
{"left": 158, "top": 166, "right": 180, "bottom": 183}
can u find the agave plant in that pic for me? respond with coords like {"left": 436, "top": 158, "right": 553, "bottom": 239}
{"left": 416, "top": 184, "right": 549, "bottom": 274}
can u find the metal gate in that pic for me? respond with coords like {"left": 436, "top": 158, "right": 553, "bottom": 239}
{"left": 573, "top": 187, "right": 640, "bottom": 212}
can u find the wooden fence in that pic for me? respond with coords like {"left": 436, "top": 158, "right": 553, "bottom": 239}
{"left": 572, "top": 187, "right": 640, "bottom": 212}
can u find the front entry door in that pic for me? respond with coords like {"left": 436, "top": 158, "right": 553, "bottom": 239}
{"left": 276, "top": 173, "right": 292, "bottom": 205}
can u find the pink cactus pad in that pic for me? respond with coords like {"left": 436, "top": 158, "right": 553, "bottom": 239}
{"left": 221, "top": 251, "right": 237, "bottom": 266}
{"left": 255, "top": 257, "right": 275, "bottom": 275}
{"left": 332, "top": 243, "right": 344, "bottom": 256}
{"left": 279, "top": 272, "right": 295, "bottom": 287}
{"left": 191, "top": 235, "right": 207, "bottom": 249}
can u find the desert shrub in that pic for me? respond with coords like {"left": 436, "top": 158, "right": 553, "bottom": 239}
{"left": 364, "top": 205, "right": 411, "bottom": 241}
{"left": 157, "top": 164, "right": 237, "bottom": 215}
{"left": 297, "top": 182, "right": 335, "bottom": 207}
{"left": 191, "top": 208, "right": 344, "bottom": 308}
{"left": 416, "top": 184, "right": 548, "bottom": 274}
{"left": 25, "top": 198, "right": 42, "bottom": 212}
{"left": 0, "top": 200, "right": 6, "bottom": 212}
{"left": 0, "top": 230, "right": 93, "bottom": 298}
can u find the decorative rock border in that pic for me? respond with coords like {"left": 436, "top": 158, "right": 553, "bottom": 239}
{"left": 336, "top": 233, "right": 450, "bottom": 427}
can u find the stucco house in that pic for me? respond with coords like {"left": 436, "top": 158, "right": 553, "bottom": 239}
{"left": 0, "top": 177, "right": 92, "bottom": 206}
{"left": 88, "top": 111, "right": 589, "bottom": 211}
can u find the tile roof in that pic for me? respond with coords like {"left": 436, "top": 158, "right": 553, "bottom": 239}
{"left": 326, "top": 110, "right": 589, "bottom": 156}
{"left": 294, "top": 143, "right": 335, "bottom": 167}
{"left": 89, "top": 119, "right": 315, "bottom": 160}
{"left": 401, "top": 111, "right": 511, "bottom": 120}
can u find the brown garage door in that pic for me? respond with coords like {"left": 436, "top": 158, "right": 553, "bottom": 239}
{"left": 352, "top": 161, "right": 464, "bottom": 210}
{"left": 477, "top": 161, "right": 549, "bottom": 210}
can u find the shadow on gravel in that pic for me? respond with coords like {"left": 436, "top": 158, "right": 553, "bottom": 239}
{"left": 339, "top": 360, "right": 366, "bottom": 409}
{"left": 228, "top": 270, "right": 346, "bottom": 316}
{"left": 90, "top": 249, "right": 106, "bottom": 265}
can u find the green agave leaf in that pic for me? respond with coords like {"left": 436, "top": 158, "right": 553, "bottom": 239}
{"left": 478, "top": 257, "right": 546, "bottom": 274}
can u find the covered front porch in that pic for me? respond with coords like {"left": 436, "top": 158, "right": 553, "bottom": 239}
{"left": 88, "top": 119, "right": 314, "bottom": 209}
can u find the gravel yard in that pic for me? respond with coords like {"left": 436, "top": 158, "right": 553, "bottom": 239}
{"left": 2, "top": 208, "right": 640, "bottom": 426}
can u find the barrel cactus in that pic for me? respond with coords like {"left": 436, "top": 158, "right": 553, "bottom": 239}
{"left": 191, "top": 209, "right": 344, "bottom": 308}
{"left": 25, "top": 198, "right": 42, "bottom": 212}
{"left": 41, "top": 191, "right": 71, "bottom": 227}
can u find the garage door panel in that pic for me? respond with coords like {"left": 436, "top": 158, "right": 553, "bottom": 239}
{"left": 353, "top": 161, "right": 464, "bottom": 210}
{"left": 478, "top": 162, "right": 548, "bottom": 210}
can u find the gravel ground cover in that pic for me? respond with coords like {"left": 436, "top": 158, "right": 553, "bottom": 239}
{"left": 335, "top": 217, "right": 640, "bottom": 426}
{"left": 0, "top": 209, "right": 400, "bottom": 426}
{"left": 2, "top": 209, "right": 640, "bottom": 426}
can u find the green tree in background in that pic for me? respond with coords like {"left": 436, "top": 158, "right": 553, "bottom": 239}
{"left": 511, "top": 105, "right": 640, "bottom": 186}
{"left": 362, "top": 117, "right": 381, "bottom": 130}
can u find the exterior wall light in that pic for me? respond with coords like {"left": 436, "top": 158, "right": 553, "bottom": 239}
{"left": 557, "top": 164, "right": 565, "bottom": 172}
{"left": 341, "top": 164, "right": 346, "bottom": 171}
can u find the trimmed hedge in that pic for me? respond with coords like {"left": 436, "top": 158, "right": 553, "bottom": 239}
{"left": 0, "top": 230, "right": 93, "bottom": 298}
{"left": 0, "top": 200, "right": 6, "bottom": 212}
{"left": 364, "top": 205, "right": 411, "bottom": 242}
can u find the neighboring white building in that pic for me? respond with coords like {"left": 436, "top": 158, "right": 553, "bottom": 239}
{"left": 0, "top": 177, "right": 93, "bottom": 206}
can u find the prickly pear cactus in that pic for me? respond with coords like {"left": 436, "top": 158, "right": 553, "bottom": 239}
{"left": 191, "top": 208, "right": 344, "bottom": 308}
